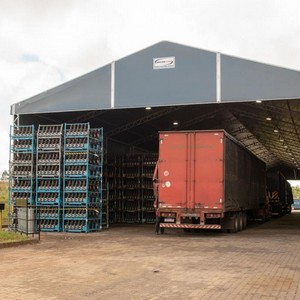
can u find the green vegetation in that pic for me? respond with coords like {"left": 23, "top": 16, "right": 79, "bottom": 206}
{"left": 1, "top": 170, "right": 8, "bottom": 181}
{"left": 0, "top": 181, "right": 8, "bottom": 225}
{"left": 292, "top": 186, "right": 300, "bottom": 199}
{"left": 0, "top": 231, "right": 28, "bottom": 243}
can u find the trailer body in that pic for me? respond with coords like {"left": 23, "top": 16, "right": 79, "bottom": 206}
{"left": 154, "top": 130, "right": 267, "bottom": 232}
{"left": 267, "top": 171, "right": 293, "bottom": 215}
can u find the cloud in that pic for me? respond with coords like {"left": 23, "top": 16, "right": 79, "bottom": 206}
{"left": 1, "top": 0, "right": 300, "bottom": 172}
{"left": 20, "top": 54, "right": 40, "bottom": 63}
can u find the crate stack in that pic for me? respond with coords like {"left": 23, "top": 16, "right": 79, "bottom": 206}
{"left": 9, "top": 125, "right": 36, "bottom": 231}
{"left": 141, "top": 155, "right": 157, "bottom": 223}
{"left": 115, "top": 158, "right": 123, "bottom": 223}
{"left": 103, "top": 157, "right": 114, "bottom": 223}
{"left": 36, "top": 124, "right": 63, "bottom": 232}
{"left": 101, "top": 183, "right": 109, "bottom": 229}
{"left": 104, "top": 154, "right": 157, "bottom": 224}
{"left": 122, "top": 155, "right": 141, "bottom": 223}
{"left": 105, "top": 156, "right": 123, "bottom": 224}
{"left": 63, "top": 123, "right": 103, "bottom": 232}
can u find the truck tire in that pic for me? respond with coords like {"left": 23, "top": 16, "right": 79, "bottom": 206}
{"left": 238, "top": 212, "right": 243, "bottom": 231}
{"left": 242, "top": 212, "right": 247, "bottom": 229}
{"left": 229, "top": 213, "right": 238, "bottom": 233}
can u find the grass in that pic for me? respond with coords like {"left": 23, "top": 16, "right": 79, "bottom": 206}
{"left": 0, "top": 231, "right": 28, "bottom": 243}
{"left": 0, "top": 182, "right": 31, "bottom": 244}
{"left": 0, "top": 181, "right": 8, "bottom": 225}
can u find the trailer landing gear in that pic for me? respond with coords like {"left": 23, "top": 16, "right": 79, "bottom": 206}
{"left": 155, "top": 227, "right": 165, "bottom": 235}
{"left": 155, "top": 217, "right": 165, "bottom": 235}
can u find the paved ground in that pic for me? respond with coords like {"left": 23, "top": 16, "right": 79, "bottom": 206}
{"left": 1, "top": 211, "right": 300, "bottom": 300}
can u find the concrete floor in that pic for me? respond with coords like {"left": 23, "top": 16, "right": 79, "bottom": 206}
{"left": 1, "top": 211, "right": 300, "bottom": 300}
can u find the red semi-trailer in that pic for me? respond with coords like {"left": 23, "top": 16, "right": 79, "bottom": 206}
{"left": 153, "top": 130, "right": 267, "bottom": 233}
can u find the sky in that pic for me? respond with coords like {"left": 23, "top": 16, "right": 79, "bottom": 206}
{"left": 1, "top": 0, "right": 300, "bottom": 179}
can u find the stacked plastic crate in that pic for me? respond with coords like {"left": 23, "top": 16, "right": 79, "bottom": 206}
{"left": 113, "top": 157, "right": 123, "bottom": 223}
{"left": 104, "top": 157, "right": 114, "bottom": 223}
{"left": 36, "top": 124, "right": 63, "bottom": 232}
{"left": 101, "top": 183, "right": 109, "bottom": 229}
{"left": 141, "top": 154, "right": 157, "bottom": 223}
{"left": 122, "top": 155, "right": 141, "bottom": 223}
{"left": 63, "top": 123, "right": 103, "bottom": 232}
{"left": 105, "top": 156, "right": 123, "bottom": 224}
{"left": 9, "top": 125, "right": 35, "bottom": 231}
{"left": 103, "top": 154, "right": 157, "bottom": 224}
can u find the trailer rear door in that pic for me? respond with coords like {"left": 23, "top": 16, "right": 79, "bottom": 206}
{"left": 194, "top": 131, "right": 224, "bottom": 210}
{"left": 158, "top": 131, "right": 224, "bottom": 210}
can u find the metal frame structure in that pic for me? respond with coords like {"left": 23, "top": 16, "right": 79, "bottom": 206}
{"left": 36, "top": 124, "right": 63, "bottom": 232}
{"left": 63, "top": 123, "right": 103, "bottom": 232}
{"left": 8, "top": 125, "right": 36, "bottom": 232}
{"left": 9, "top": 41, "right": 300, "bottom": 181}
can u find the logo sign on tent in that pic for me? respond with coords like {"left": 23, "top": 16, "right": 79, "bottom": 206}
{"left": 153, "top": 56, "right": 175, "bottom": 70}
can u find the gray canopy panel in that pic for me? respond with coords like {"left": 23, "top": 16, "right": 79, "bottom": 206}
{"left": 11, "top": 41, "right": 300, "bottom": 115}
{"left": 221, "top": 55, "right": 300, "bottom": 102}
{"left": 114, "top": 42, "right": 216, "bottom": 108}
{"left": 11, "top": 65, "right": 111, "bottom": 115}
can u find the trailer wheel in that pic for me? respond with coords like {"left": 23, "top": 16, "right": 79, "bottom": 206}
{"left": 229, "top": 213, "right": 238, "bottom": 233}
{"left": 238, "top": 212, "right": 243, "bottom": 231}
{"left": 242, "top": 212, "right": 247, "bottom": 229}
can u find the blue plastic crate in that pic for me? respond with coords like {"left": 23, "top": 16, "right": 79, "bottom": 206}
{"left": 39, "top": 215, "right": 60, "bottom": 220}
{"left": 63, "top": 220, "right": 100, "bottom": 233}
{"left": 65, "top": 161, "right": 88, "bottom": 165}
{"left": 63, "top": 200, "right": 100, "bottom": 206}
{"left": 38, "top": 208, "right": 60, "bottom": 219}
{"left": 63, "top": 209, "right": 88, "bottom": 219}
{"left": 37, "top": 188, "right": 60, "bottom": 192}
{"left": 39, "top": 227, "right": 60, "bottom": 232}
{"left": 39, "top": 223, "right": 60, "bottom": 232}
{"left": 37, "top": 200, "right": 60, "bottom": 205}
{"left": 65, "top": 144, "right": 89, "bottom": 151}
{"left": 11, "top": 188, "right": 32, "bottom": 192}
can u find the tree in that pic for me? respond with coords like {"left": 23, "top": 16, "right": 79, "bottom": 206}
{"left": 292, "top": 186, "right": 300, "bottom": 199}
{"left": 1, "top": 170, "right": 9, "bottom": 181}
